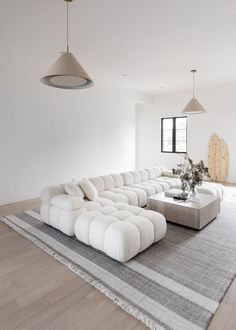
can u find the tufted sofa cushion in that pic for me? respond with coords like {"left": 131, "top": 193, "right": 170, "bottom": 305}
{"left": 145, "top": 168, "right": 156, "bottom": 180}
{"left": 40, "top": 204, "right": 86, "bottom": 236}
{"left": 40, "top": 196, "right": 115, "bottom": 236}
{"left": 130, "top": 170, "right": 142, "bottom": 183}
{"left": 89, "top": 176, "right": 105, "bottom": 192}
{"left": 153, "top": 166, "right": 163, "bottom": 177}
{"left": 74, "top": 203, "right": 166, "bottom": 262}
{"left": 173, "top": 181, "right": 224, "bottom": 200}
{"left": 138, "top": 169, "right": 149, "bottom": 181}
{"left": 121, "top": 172, "right": 134, "bottom": 185}
{"left": 112, "top": 173, "right": 124, "bottom": 187}
{"left": 103, "top": 175, "right": 115, "bottom": 190}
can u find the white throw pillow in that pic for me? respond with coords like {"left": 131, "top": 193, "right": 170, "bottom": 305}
{"left": 64, "top": 180, "right": 85, "bottom": 198}
{"left": 79, "top": 178, "right": 98, "bottom": 201}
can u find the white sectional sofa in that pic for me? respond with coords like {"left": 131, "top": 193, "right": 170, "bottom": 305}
{"left": 40, "top": 166, "right": 224, "bottom": 235}
{"left": 40, "top": 166, "right": 224, "bottom": 262}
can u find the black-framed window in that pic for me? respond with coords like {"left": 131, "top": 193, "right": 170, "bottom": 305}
{"left": 161, "top": 116, "right": 187, "bottom": 153}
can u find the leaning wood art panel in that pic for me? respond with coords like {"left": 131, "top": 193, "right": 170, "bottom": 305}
{"left": 208, "top": 133, "right": 229, "bottom": 182}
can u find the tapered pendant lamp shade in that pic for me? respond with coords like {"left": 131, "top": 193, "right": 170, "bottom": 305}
{"left": 41, "top": 0, "right": 93, "bottom": 90}
{"left": 182, "top": 98, "right": 206, "bottom": 114}
{"left": 41, "top": 52, "right": 93, "bottom": 89}
{"left": 182, "top": 70, "right": 206, "bottom": 114}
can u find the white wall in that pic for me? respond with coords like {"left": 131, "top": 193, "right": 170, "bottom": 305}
{"left": 136, "top": 82, "right": 236, "bottom": 183}
{"left": 0, "top": 79, "right": 151, "bottom": 204}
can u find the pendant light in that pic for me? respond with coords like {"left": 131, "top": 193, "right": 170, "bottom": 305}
{"left": 41, "top": 0, "right": 93, "bottom": 89}
{"left": 182, "top": 70, "right": 206, "bottom": 114}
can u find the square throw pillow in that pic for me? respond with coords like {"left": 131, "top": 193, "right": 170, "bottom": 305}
{"left": 79, "top": 178, "right": 98, "bottom": 201}
{"left": 64, "top": 179, "right": 85, "bottom": 198}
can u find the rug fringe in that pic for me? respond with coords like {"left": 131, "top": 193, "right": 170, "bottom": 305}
{"left": 0, "top": 216, "right": 166, "bottom": 330}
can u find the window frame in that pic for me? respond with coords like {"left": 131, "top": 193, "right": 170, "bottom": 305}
{"left": 161, "top": 116, "right": 187, "bottom": 154}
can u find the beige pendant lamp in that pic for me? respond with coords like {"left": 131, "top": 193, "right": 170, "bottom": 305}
{"left": 182, "top": 70, "right": 206, "bottom": 114}
{"left": 41, "top": 0, "right": 93, "bottom": 89}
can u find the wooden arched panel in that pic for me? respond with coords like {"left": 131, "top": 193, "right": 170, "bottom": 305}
{"left": 208, "top": 133, "right": 229, "bottom": 182}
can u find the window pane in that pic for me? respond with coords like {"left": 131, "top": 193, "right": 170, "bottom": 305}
{"left": 176, "top": 141, "right": 187, "bottom": 152}
{"left": 161, "top": 116, "right": 187, "bottom": 153}
{"left": 163, "top": 140, "right": 173, "bottom": 152}
{"left": 176, "top": 117, "right": 187, "bottom": 129}
{"left": 163, "top": 130, "right": 172, "bottom": 141}
{"left": 176, "top": 129, "right": 186, "bottom": 141}
{"left": 163, "top": 118, "right": 173, "bottom": 130}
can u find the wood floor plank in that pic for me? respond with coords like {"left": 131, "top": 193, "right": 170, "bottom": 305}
{"left": 46, "top": 277, "right": 87, "bottom": 304}
{"left": 0, "top": 198, "right": 236, "bottom": 330}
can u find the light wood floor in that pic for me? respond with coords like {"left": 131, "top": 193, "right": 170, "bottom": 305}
{"left": 0, "top": 199, "right": 235, "bottom": 330}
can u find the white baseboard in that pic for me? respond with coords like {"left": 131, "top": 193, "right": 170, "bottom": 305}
{"left": 0, "top": 192, "right": 40, "bottom": 206}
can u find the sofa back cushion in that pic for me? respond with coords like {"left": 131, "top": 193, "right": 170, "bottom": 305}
{"left": 112, "top": 174, "right": 124, "bottom": 187}
{"left": 138, "top": 169, "right": 149, "bottom": 181}
{"left": 103, "top": 175, "right": 115, "bottom": 190}
{"left": 153, "top": 166, "right": 162, "bottom": 177}
{"left": 145, "top": 168, "right": 156, "bottom": 180}
{"left": 131, "top": 171, "right": 142, "bottom": 183}
{"left": 79, "top": 178, "right": 98, "bottom": 201}
{"left": 90, "top": 176, "right": 105, "bottom": 192}
{"left": 121, "top": 172, "right": 134, "bottom": 185}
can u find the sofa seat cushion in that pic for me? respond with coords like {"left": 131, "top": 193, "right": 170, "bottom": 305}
{"left": 98, "top": 191, "right": 129, "bottom": 204}
{"left": 74, "top": 203, "right": 166, "bottom": 262}
{"left": 40, "top": 197, "right": 113, "bottom": 236}
{"left": 40, "top": 203, "right": 86, "bottom": 236}
{"left": 110, "top": 188, "right": 139, "bottom": 206}
{"left": 98, "top": 187, "right": 146, "bottom": 207}
{"left": 131, "top": 181, "right": 163, "bottom": 196}
{"left": 131, "top": 183, "right": 155, "bottom": 196}
{"left": 162, "top": 170, "right": 180, "bottom": 178}
{"left": 144, "top": 181, "right": 165, "bottom": 193}
{"left": 146, "top": 180, "right": 170, "bottom": 190}
{"left": 84, "top": 197, "right": 114, "bottom": 211}
{"left": 51, "top": 194, "right": 84, "bottom": 211}
{"left": 121, "top": 186, "right": 147, "bottom": 207}
{"left": 152, "top": 177, "right": 180, "bottom": 188}
{"left": 173, "top": 182, "right": 224, "bottom": 200}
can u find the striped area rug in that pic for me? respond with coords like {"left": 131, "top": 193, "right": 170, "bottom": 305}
{"left": 1, "top": 194, "right": 236, "bottom": 330}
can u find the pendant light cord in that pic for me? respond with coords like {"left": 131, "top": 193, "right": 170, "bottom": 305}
{"left": 192, "top": 71, "right": 195, "bottom": 98}
{"left": 66, "top": 2, "right": 69, "bottom": 52}
{"left": 191, "top": 70, "right": 197, "bottom": 99}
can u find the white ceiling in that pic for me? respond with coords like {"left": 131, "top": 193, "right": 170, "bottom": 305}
{"left": 1, "top": 0, "right": 236, "bottom": 95}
